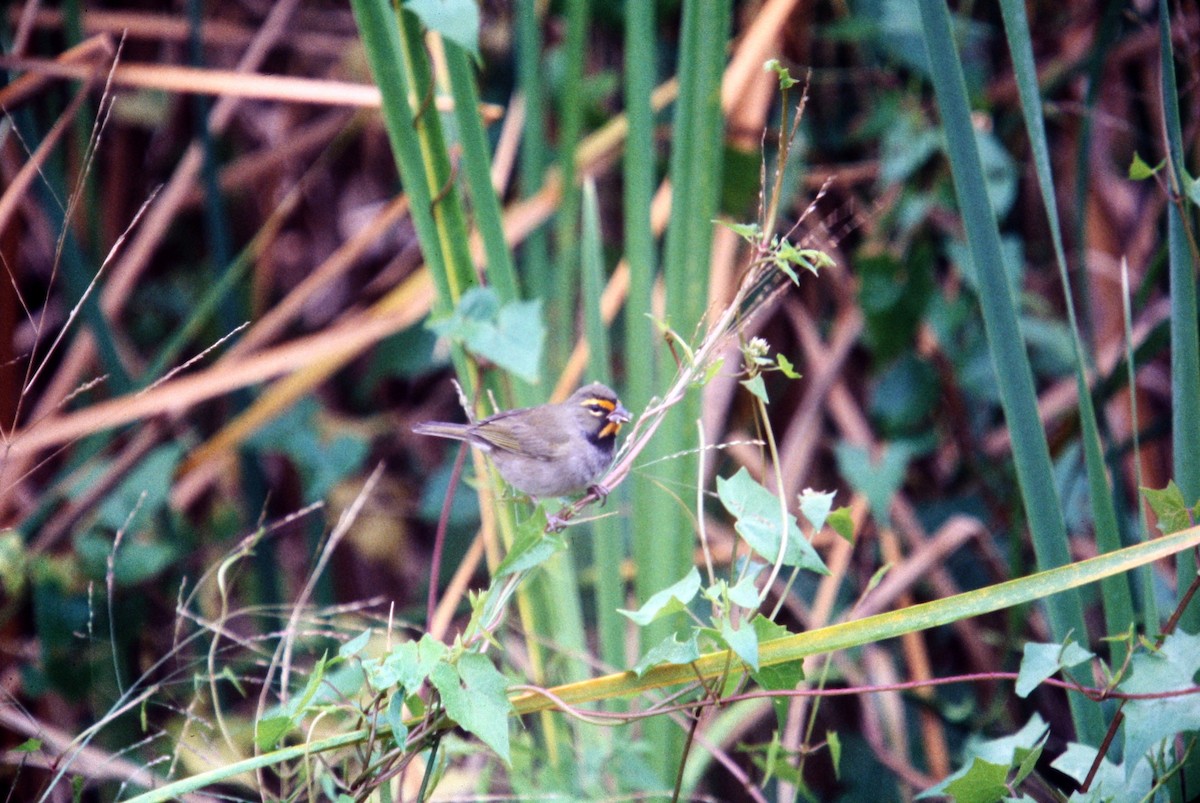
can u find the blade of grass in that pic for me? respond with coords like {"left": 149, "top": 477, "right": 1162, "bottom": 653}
{"left": 582, "top": 179, "right": 625, "bottom": 677}
{"left": 514, "top": 0, "right": 551, "bottom": 339}
{"left": 546, "top": 0, "right": 589, "bottom": 373}
{"left": 917, "top": 0, "right": 1102, "bottom": 745}
{"left": 998, "top": 0, "right": 1135, "bottom": 661}
{"left": 1158, "top": 0, "right": 1200, "bottom": 636}
{"left": 637, "top": 0, "right": 731, "bottom": 780}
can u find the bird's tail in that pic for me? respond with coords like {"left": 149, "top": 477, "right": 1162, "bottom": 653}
{"left": 411, "top": 421, "right": 474, "bottom": 442}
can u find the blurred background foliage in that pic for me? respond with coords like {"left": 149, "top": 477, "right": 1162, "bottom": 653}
{"left": 1, "top": 0, "right": 1198, "bottom": 800}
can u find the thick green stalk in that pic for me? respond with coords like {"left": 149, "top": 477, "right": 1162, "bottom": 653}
{"left": 998, "top": 0, "right": 1134, "bottom": 660}
{"left": 916, "top": 0, "right": 1102, "bottom": 745}
{"left": 635, "top": 0, "right": 730, "bottom": 781}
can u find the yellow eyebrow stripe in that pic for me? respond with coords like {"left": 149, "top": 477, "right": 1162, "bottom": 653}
{"left": 581, "top": 398, "right": 616, "bottom": 411}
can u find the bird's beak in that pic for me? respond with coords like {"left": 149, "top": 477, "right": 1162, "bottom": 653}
{"left": 600, "top": 402, "right": 631, "bottom": 438}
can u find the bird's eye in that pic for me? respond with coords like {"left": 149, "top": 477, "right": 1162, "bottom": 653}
{"left": 581, "top": 398, "right": 615, "bottom": 417}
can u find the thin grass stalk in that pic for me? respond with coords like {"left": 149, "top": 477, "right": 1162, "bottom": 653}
{"left": 349, "top": 0, "right": 475, "bottom": 320}
{"left": 514, "top": 0, "right": 551, "bottom": 332}
{"left": 637, "top": 0, "right": 731, "bottom": 780}
{"left": 998, "top": 0, "right": 1134, "bottom": 662}
{"left": 916, "top": 0, "right": 1103, "bottom": 745}
{"left": 621, "top": 0, "right": 658, "bottom": 715}
{"left": 1157, "top": 0, "right": 1200, "bottom": 789}
{"left": 1158, "top": 0, "right": 1200, "bottom": 638}
{"left": 581, "top": 179, "right": 625, "bottom": 678}
{"left": 621, "top": 0, "right": 658, "bottom": 417}
{"left": 442, "top": 42, "right": 520, "bottom": 307}
{"left": 1121, "top": 259, "right": 1158, "bottom": 630}
{"left": 547, "top": 0, "right": 589, "bottom": 375}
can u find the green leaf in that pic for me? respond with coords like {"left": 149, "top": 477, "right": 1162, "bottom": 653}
{"left": 385, "top": 691, "right": 409, "bottom": 748}
{"left": 430, "top": 286, "right": 546, "bottom": 384}
{"left": 750, "top": 615, "right": 803, "bottom": 694}
{"left": 797, "top": 489, "right": 835, "bottom": 533}
{"left": 1120, "top": 628, "right": 1200, "bottom": 764}
{"left": 715, "top": 219, "right": 761, "bottom": 242}
{"left": 716, "top": 468, "right": 829, "bottom": 574}
{"left": 246, "top": 398, "right": 369, "bottom": 503}
{"left": 741, "top": 375, "right": 769, "bottom": 404}
{"left": 728, "top": 573, "right": 762, "bottom": 609}
{"left": 1015, "top": 639, "right": 1094, "bottom": 698}
{"left": 619, "top": 567, "right": 702, "bottom": 626}
{"left": 1128, "top": 151, "right": 1163, "bottom": 180}
{"left": 826, "top": 730, "right": 841, "bottom": 780}
{"left": 431, "top": 653, "right": 512, "bottom": 763}
{"left": 720, "top": 618, "right": 760, "bottom": 671}
{"left": 404, "top": 0, "right": 480, "bottom": 59}
{"left": 256, "top": 715, "right": 294, "bottom": 751}
{"left": 1010, "top": 742, "right": 1044, "bottom": 788}
{"left": 494, "top": 515, "right": 566, "bottom": 577}
{"left": 942, "top": 757, "right": 1010, "bottom": 803}
{"left": 93, "top": 444, "right": 185, "bottom": 531}
{"left": 632, "top": 631, "right": 701, "bottom": 677}
{"left": 15, "top": 738, "right": 41, "bottom": 753}
{"left": 339, "top": 628, "right": 372, "bottom": 659}
{"left": 763, "top": 58, "right": 798, "bottom": 89}
{"left": 919, "top": 715, "right": 1048, "bottom": 800}
{"left": 776, "top": 353, "right": 801, "bottom": 379}
{"left": 1051, "top": 742, "right": 1154, "bottom": 802}
{"left": 827, "top": 506, "right": 855, "bottom": 543}
{"left": 865, "top": 563, "right": 891, "bottom": 594}
{"left": 364, "top": 634, "right": 447, "bottom": 694}
{"left": 834, "top": 442, "right": 914, "bottom": 526}
{"left": 1141, "top": 481, "right": 1196, "bottom": 535}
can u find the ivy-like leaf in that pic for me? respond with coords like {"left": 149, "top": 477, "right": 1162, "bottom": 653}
{"left": 1141, "top": 481, "right": 1196, "bottom": 535}
{"left": 715, "top": 219, "right": 761, "bottom": 242}
{"left": 430, "top": 653, "right": 512, "bottom": 763}
{"left": 919, "top": 715, "right": 1048, "bottom": 800}
{"left": 1120, "top": 629, "right": 1200, "bottom": 765}
{"left": 720, "top": 618, "right": 760, "bottom": 671}
{"left": 827, "top": 506, "right": 855, "bottom": 543}
{"left": 775, "top": 353, "right": 801, "bottom": 379}
{"left": 255, "top": 715, "right": 293, "bottom": 751}
{"left": 1051, "top": 742, "right": 1153, "bottom": 801}
{"left": 750, "top": 615, "right": 802, "bottom": 702}
{"left": 834, "top": 441, "right": 914, "bottom": 526}
{"left": 1128, "top": 151, "right": 1163, "bottom": 180}
{"left": 632, "top": 631, "right": 701, "bottom": 677}
{"left": 728, "top": 573, "right": 762, "bottom": 609}
{"left": 741, "top": 374, "right": 769, "bottom": 404}
{"left": 619, "top": 567, "right": 702, "bottom": 626}
{"left": 717, "top": 468, "right": 828, "bottom": 574}
{"left": 430, "top": 287, "right": 545, "bottom": 384}
{"left": 339, "top": 628, "right": 373, "bottom": 659}
{"left": 364, "top": 634, "right": 447, "bottom": 694}
{"left": 797, "top": 488, "right": 835, "bottom": 533}
{"left": 385, "top": 691, "right": 409, "bottom": 748}
{"left": 942, "top": 757, "right": 1009, "bottom": 803}
{"left": 494, "top": 515, "right": 566, "bottom": 577}
{"left": 1015, "top": 639, "right": 1094, "bottom": 698}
